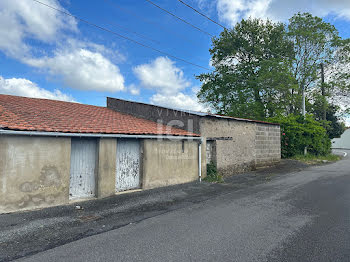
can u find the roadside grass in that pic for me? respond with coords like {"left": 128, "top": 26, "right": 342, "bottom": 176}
{"left": 203, "top": 173, "right": 224, "bottom": 183}
{"left": 290, "top": 154, "right": 341, "bottom": 165}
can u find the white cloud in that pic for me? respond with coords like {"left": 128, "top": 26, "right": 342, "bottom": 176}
{"left": 133, "top": 57, "right": 190, "bottom": 95}
{"left": 0, "top": 0, "right": 76, "bottom": 58}
{"left": 0, "top": 0, "right": 126, "bottom": 94}
{"left": 0, "top": 76, "right": 75, "bottom": 102}
{"left": 150, "top": 92, "right": 205, "bottom": 112}
{"left": 134, "top": 57, "right": 205, "bottom": 111}
{"left": 25, "top": 48, "right": 125, "bottom": 92}
{"left": 128, "top": 84, "right": 140, "bottom": 95}
{"left": 213, "top": 0, "right": 350, "bottom": 27}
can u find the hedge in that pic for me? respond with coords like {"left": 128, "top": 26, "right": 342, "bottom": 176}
{"left": 269, "top": 114, "right": 331, "bottom": 158}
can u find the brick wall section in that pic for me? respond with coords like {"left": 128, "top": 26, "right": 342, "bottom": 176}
{"left": 255, "top": 123, "right": 281, "bottom": 167}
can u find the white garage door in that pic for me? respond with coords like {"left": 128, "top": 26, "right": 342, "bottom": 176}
{"left": 69, "top": 138, "right": 97, "bottom": 200}
{"left": 116, "top": 139, "right": 141, "bottom": 192}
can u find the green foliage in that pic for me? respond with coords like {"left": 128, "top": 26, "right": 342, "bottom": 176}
{"left": 270, "top": 114, "right": 331, "bottom": 158}
{"left": 310, "top": 98, "right": 346, "bottom": 139}
{"left": 197, "top": 18, "right": 297, "bottom": 120}
{"left": 288, "top": 13, "right": 340, "bottom": 91}
{"left": 197, "top": 13, "right": 349, "bottom": 122}
{"left": 204, "top": 162, "right": 224, "bottom": 183}
{"left": 196, "top": 12, "right": 349, "bottom": 157}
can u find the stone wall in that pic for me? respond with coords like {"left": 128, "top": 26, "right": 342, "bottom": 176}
{"left": 200, "top": 118, "right": 281, "bottom": 175}
{"left": 142, "top": 139, "right": 199, "bottom": 189}
{"left": 255, "top": 123, "right": 281, "bottom": 167}
{"left": 200, "top": 118, "right": 257, "bottom": 175}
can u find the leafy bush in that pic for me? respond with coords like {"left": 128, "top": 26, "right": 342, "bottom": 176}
{"left": 270, "top": 114, "right": 331, "bottom": 158}
{"left": 204, "top": 162, "right": 224, "bottom": 183}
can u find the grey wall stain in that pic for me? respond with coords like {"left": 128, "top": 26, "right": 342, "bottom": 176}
{"left": 19, "top": 166, "right": 61, "bottom": 193}
{"left": 20, "top": 182, "right": 39, "bottom": 193}
{"left": 40, "top": 166, "right": 61, "bottom": 187}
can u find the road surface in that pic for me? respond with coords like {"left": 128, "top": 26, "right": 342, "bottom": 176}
{"left": 16, "top": 151, "right": 350, "bottom": 262}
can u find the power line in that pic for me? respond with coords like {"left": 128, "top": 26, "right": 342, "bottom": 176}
{"left": 31, "top": 0, "right": 210, "bottom": 71}
{"left": 176, "top": 0, "right": 226, "bottom": 30}
{"left": 173, "top": 0, "right": 292, "bottom": 61}
{"left": 104, "top": 0, "right": 289, "bottom": 64}
{"left": 104, "top": 18, "right": 160, "bottom": 45}
{"left": 56, "top": 0, "right": 159, "bottom": 44}
{"left": 144, "top": 0, "right": 214, "bottom": 37}
{"left": 102, "top": 0, "right": 197, "bottom": 44}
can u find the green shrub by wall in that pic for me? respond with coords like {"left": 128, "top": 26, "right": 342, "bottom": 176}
{"left": 270, "top": 114, "right": 331, "bottom": 158}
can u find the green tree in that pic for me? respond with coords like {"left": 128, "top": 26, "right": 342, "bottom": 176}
{"left": 309, "top": 97, "right": 346, "bottom": 139}
{"left": 288, "top": 13, "right": 340, "bottom": 116}
{"left": 324, "top": 38, "right": 350, "bottom": 116}
{"left": 197, "top": 18, "right": 297, "bottom": 120}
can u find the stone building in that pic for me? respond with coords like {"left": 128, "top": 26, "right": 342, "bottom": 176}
{"left": 107, "top": 97, "right": 281, "bottom": 176}
{"left": 0, "top": 94, "right": 201, "bottom": 213}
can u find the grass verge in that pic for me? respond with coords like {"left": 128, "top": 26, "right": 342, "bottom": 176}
{"left": 290, "top": 154, "right": 341, "bottom": 165}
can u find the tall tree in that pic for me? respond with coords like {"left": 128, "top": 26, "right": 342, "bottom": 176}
{"left": 197, "top": 18, "right": 296, "bottom": 120}
{"left": 288, "top": 13, "right": 340, "bottom": 116}
{"left": 324, "top": 38, "right": 350, "bottom": 116}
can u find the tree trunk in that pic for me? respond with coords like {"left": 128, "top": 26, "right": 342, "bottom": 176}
{"left": 302, "top": 83, "right": 306, "bottom": 116}
{"left": 320, "top": 63, "right": 326, "bottom": 120}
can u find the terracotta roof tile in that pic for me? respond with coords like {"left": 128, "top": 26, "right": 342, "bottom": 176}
{"left": 0, "top": 94, "right": 199, "bottom": 137}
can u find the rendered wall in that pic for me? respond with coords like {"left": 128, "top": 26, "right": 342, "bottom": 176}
{"left": 142, "top": 139, "right": 199, "bottom": 189}
{"left": 0, "top": 135, "right": 71, "bottom": 213}
{"left": 97, "top": 138, "right": 117, "bottom": 198}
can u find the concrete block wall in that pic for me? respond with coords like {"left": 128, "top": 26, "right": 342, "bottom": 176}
{"left": 255, "top": 123, "right": 281, "bottom": 167}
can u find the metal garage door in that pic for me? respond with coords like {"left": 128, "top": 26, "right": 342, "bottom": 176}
{"left": 69, "top": 138, "right": 97, "bottom": 199}
{"left": 116, "top": 139, "right": 141, "bottom": 192}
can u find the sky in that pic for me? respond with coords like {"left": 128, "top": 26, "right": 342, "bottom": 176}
{"left": 1, "top": 0, "right": 350, "bottom": 118}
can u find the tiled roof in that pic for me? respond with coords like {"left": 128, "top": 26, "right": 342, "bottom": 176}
{"left": 0, "top": 94, "right": 199, "bottom": 136}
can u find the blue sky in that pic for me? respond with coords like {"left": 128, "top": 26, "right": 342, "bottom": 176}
{"left": 1, "top": 0, "right": 350, "bottom": 118}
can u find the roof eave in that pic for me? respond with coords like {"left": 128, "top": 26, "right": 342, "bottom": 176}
{"left": 0, "top": 129, "right": 201, "bottom": 140}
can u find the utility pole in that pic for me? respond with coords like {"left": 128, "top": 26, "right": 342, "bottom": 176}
{"left": 320, "top": 63, "right": 326, "bottom": 120}
{"left": 301, "top": 82, "right": 307, "bottom": 155}
{"left": 302, "top": 83, "right": 306, "bottom": 116}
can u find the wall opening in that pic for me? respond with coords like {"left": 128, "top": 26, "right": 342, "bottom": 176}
{"left": 206, "top": 140, "right": 217, "bottom": 165}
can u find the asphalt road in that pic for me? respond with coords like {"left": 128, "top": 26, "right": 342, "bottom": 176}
{"left": 16, "top": 151, "right": 350, "bottom": 262}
